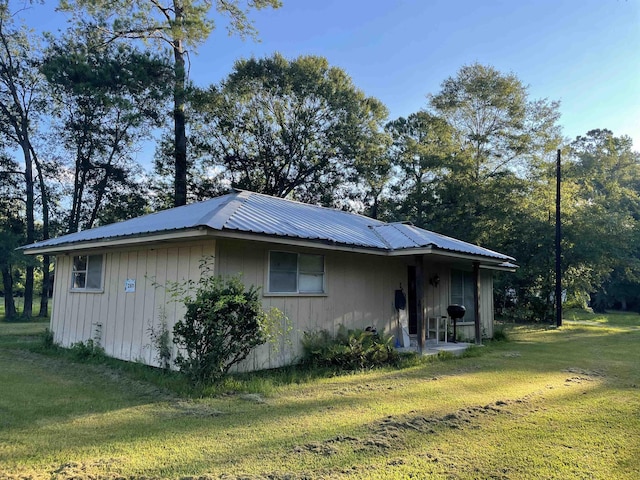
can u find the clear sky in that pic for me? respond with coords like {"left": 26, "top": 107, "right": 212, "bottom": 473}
{"left": 24, "top": 0, "right": 640, "bottom": 151}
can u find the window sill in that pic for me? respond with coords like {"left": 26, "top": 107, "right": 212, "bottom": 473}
{"left": 263, "top": 292, "right": 327, "bottom": 298}
{"left": 454, "top": 321, "right": 475, "bottom": 326}
{"left": 69, "top": 288, "right": 104, "bottom": 294}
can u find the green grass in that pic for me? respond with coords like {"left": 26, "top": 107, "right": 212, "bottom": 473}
{"left": 0, "top": 312, "right": 639, "bottom": 479}
{"left": 0, "top": 296, "right": 51, "bottom": 322}
{"left": 565, "top": 307, "right": 640, "bottom": 327}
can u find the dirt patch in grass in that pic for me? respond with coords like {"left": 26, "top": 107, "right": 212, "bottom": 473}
{"left": 562, "top": 367, "right": 605, "bottom": 385}
{"left": 286, "top": 396, "right": 534, "bottom": 468}
{"left": 163, "top": 400, "right": 225, "bottom": 418}
{"left": 374, "top": 397, "right": 522, "bottom": 438}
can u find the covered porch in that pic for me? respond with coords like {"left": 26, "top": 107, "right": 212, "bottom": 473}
{"left": 396, "top": 252, "right": 515, "bottom": 352}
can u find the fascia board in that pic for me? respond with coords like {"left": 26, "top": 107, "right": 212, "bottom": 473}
{"left": 23, "top": 226, "right": 516, "bottom": 270}
{"left": 207, "top": 230, "right": 390, "bottom": 256}
{"left": 21, "top": 229, "right": 209, "bottom": 255}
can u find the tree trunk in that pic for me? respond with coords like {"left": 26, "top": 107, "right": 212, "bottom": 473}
{"left": 22, "top": 138, "right": 35, "bottom": 319}
{"left": 32, "top": 146, "right": 51, "bottom": 318}
{"left": 1, "top": 265, "right": 17, "bottom": 319}
{"left": 38, "top": 255, "right": 51, "bottom": 317}
{"left": 173, "top": 2, "right": 188, "bottom": 207}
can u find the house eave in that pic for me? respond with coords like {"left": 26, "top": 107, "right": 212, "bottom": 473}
{"left": 387, "top": 245, "right": 513, "bottom": 266}
{"left": 21, "top": 228, "right": 209, "bottom": 255}
{"left": 22, "top": 227, "right": 514, "bottom": 268}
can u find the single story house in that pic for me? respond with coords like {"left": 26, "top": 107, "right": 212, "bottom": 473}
{"left": 22, "top": 190, "right": 516, "bottom": 371}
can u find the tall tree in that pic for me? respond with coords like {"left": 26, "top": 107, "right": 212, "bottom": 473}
{"left": 429, "top": 62, "right": 561, "bottom": 180}
{"left": 59, "top": 0, "right": 282, "bottom": 207}
{"left": 189, "top": 53, "right": 389, "bottom": 206}
{"left": 422, "top": 63, "right": 562, "bottom": 246}
{"left": 565, "top": 129, "right": 640, "bottom": 310}
{"left": 0, "top": 2, "right": 50, "bottom": 318}
{"left": 0, "top": 152, "right": 21, "bottom": 319}
{"left": 385, "top": 112, "right": 455, "bottom": 227}
{"left": 42, "top": 28, "right": 171, "bottom": 232}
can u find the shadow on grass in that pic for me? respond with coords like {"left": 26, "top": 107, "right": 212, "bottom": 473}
{"left": 2, "top": 321, "right": 639, "bottom": 478}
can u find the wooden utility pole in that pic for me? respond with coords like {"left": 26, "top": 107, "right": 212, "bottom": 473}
{"left": 555, "top": 149, "right": 562, "bottom": 327}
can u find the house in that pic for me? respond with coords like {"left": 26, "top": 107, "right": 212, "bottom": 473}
{"left": 22, "top": 190, "right": 516, "bottom": 371}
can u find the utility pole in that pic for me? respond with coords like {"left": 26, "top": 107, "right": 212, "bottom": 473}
{"left": 555, "top": 149, "right": 562, "bottom": 327}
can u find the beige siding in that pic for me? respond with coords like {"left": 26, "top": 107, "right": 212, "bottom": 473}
{"left": 425, "top": 263, "right": 451, "bottom": 320}
{"left": 215, "top": 240, "right": 408, "bottom": 371}
{"left": 50, "top": 241, "right": 216, "bottom": 367}
{"left": 49, "top": 237, "right": 499, "bottom": 372}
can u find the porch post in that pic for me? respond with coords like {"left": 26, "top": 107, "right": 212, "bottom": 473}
{"left": 473, "top": 261, "right": 481, "bottom": 345}
{"left": 416, "top": 255, "right": 425, "bottom": 353}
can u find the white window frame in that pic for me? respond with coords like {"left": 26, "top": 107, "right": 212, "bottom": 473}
{"left": 70, "top": 254, "right": 104, "bottom": 292}
{"left": 267, "top": 251, "right": 325, "bottom": 295}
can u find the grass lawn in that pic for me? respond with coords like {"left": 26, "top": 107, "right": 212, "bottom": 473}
{"left": 0, "top": 314, "right": 639, "bottom": 479}
{"left": 0, "top": 296, "right": 51, "bottom": 322}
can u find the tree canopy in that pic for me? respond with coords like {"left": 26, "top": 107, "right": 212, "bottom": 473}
{"left": 0, "top": 2, "right": 638, "bottom": 320}
{"left": 59, "top": 0, "right": 282, "bottom": 207}
{"left": 189, "top": 53, "right": 389, "bottom": 206}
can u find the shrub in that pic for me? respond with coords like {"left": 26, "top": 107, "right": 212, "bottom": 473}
{"left": 492, "top": 326, "right": 509, "bottom": 342}
{"left": 70, "top": 339, "right": 105, "bottom": 360}
{"left": 172, "top": 275, "right": 271, "bottom": 384}
{"left": 301, "top": 325, "right": 399, "bottom": 371}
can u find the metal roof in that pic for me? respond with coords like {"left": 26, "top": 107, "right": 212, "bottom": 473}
{"left": 22, "top": 190, "right": 515, "bottom": 263}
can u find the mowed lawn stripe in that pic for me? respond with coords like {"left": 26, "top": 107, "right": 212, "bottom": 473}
{"left": 0, "top": 317, "right": 638, "bottom": 479}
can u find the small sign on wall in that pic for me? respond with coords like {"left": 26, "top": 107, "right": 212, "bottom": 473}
{"left": 124, "top": 278, "right": 136, "bottom": 293}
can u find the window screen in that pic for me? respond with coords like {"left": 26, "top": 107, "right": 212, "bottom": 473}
{"left": 451, "top": 269, "right": 475, "bottom": 322}
{"left": 72, "top": 255, "right": 103, "bottom": 291}
{"left": 269, "top": 251, "right": 324, "bottom": 294}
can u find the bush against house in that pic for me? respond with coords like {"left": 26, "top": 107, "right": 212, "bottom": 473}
{"left": 172, "top": 274, "right": 277, "bottom": 384}
{"left": 301, "top": 325, "right": 399, "bottom": 371}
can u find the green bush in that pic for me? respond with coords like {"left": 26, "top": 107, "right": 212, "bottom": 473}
{"left": 172, "top": 275, "right": 270, "bottom": 385}
{"left": 301, "top": 325, "right": 399, "bottom": 371}
{"left": 492, "top": 326, "right": 509, "bottom": 342}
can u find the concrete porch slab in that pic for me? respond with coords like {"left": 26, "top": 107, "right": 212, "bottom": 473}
{"left": 396, "top": 341, "right": 476, "bottom": 356}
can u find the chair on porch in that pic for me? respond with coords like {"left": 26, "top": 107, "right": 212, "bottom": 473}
{"left": 427, "top": 316, "right": 448, "bottom": 343}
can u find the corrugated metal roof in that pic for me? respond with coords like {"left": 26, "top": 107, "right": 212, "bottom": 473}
{"left": 372, "top": 223, "right": 511, "bottom": 260}
{"left": 22, "top": 190, "right": 515, "bottom": 262}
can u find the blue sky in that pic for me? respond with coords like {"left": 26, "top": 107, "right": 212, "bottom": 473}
{"left": 26, "top": 0, "right": 640, "bottom": 151}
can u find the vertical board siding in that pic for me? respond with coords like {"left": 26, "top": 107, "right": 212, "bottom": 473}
{"left": 482, "top": 271, "right": 494, "bottom": 338}
{"left": 216, "top": 240, "right": 406, "bottom": 371}
{"left": 49, "top": 240, "right": 216, "bottom": 367}
{"left": 49, "top": 238, "right": 499, "bottom": 372}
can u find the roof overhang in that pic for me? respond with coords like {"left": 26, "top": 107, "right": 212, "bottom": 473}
{"left": 20, "top": 228, "right": 210, "bottom": 255}
{"left": 23, "top": 226, "right": 516, "bottom": 270}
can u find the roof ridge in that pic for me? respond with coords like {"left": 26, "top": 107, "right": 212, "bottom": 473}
{"left": 197, "top": 191, "right": 251, "bottom": 229}
{"left": 367, "top": 224, "right": 393, "bottom": 250}
{"left": 394, "top": 223, "right": 435, "bottom": 248}
{"left": 235, "top": 189, "right": 386, "bottom": 225}
{"left": 372, "top": 223, "right": 433, "bottom": 251}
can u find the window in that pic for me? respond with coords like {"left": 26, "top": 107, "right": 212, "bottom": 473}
{"left": 269, "top": 251, "right": 324, "bottom": 294}
{"left": 71, "top": 255, "right": 103, "bottom": 291}
{"left": 450, "top": 269, "right": 476, "bottom": 323}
